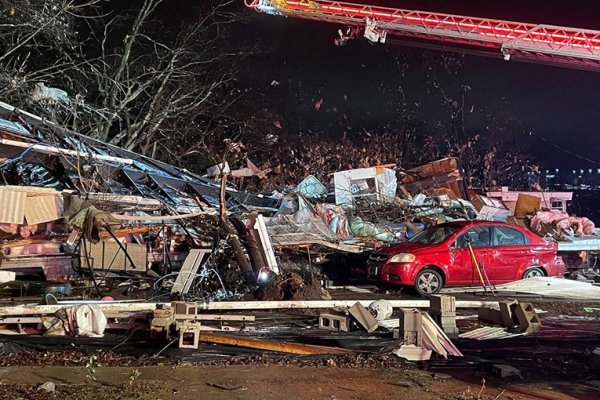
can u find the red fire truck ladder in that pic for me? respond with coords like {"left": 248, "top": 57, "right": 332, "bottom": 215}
{"left": 245, "top": 0, "right": 600, "bottom": 71}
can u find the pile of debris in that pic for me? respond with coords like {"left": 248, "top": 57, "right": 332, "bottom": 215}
{"left": 1, "top": 98, "right": 599, "bottom": 333}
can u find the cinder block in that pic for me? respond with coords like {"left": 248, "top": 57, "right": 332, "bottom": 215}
{"left": 429, "top": 295, "right": 456, "bottom": 314}
{"left": 399, "top": 309, "right": 423, "bottom": 347}
{"left": 399, "top": 309, "right": 423, "bottom": 332}
{"left": 438, "top": 315, "right": 457, "bottom": 327}
{"left": 150, "top": 306, "right": 175, "bottom": 341}
{"left": 514, "top": 302, "right": 541, "bottom": 334}
{"left": 153, "top": 307, "right": 174, "bottom": 319}
{"left": 319, "top": 313, "right": 350, "bottom": 332}
{"left": 499, "top": 300, "right": 518, "bottom": 328}
{"left": 478, "top": 307, "right": 503, "bottom": 326}
{"left": 171, "top": 301, "right": 197, "bottom": 320}
{"left": 431, "top": 313, "right": 457, "bottom": 327}
{"left": 442, "top": 326, "right": 459, "bottom": 338}
{"left": 178, "top": 323, "right": 200, "bottom": 349}
{"left": 404, "top": 330, "right": 423, "bottom": 347}
{"left": 348, "top": 302, "right": 379, "bottom": 333}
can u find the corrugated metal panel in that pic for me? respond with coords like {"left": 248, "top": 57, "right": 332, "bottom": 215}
{"left": 24, "top": 194, "right": 62, "bottom": 225}
{"left": 0, "top": 190, "right": 26, "bottom": 224}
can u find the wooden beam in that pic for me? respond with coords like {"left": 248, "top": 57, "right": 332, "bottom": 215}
{"left": 200, "top": 300, "right": 500, "bottom": 310}
{"left": 0, "top": 299, "right": 499, "bottom": 317}
{"left": 198, "top": 332, "right": 353, "bottom": 355}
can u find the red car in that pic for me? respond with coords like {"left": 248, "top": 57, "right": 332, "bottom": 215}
{"left": 367, "top": 221, "right": 565, "bottom": 295}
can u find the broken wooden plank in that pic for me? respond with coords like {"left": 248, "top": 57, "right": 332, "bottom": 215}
{"left": 171, "top": 249, "right": 211, "bottom": 295}
{"left": 198, "top": 332, "right": 353, "bottom": 355}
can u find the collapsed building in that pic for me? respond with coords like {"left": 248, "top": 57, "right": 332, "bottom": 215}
{"left": 0, "top": 99, "right": 598, "bottom": 305}
{"left": 0, "top": 102, "right": 282, "bottom": 301}
{"left": 0, "top": 102, "right": 599, "bottom": 386}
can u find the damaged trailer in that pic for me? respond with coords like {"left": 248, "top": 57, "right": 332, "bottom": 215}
{"left": 0, "top": 102, "right": 282, "bottom": 300}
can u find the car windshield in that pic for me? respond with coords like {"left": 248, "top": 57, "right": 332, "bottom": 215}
{"left": 409, "top": 225, "right": 459, "bottom": 244}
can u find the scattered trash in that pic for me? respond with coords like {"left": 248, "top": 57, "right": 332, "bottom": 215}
{"left": 36, "top": 382, "right": 56, "bottom": 393}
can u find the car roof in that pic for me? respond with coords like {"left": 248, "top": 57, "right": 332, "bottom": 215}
{"left": 439, "top": 220, "right": 512, "bottom": 228}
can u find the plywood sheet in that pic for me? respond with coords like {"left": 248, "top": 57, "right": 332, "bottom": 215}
{"left": 514, "top": 193, "right": 542, "bottom": 217}
{"left": 0, "top": 190, "right": 26, "bottom": 224}
{"left": 24, "top": 194, "right": 62, "bottom": 225}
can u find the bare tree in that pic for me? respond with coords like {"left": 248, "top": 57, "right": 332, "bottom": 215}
{"left": 0, "top": 0, "right": 241, "bottom": 155}
{"left": 0, "top": 0, "right": 99, "bottom": 103}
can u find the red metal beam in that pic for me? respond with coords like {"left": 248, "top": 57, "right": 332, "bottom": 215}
{"left": 246, "top": 0, "right": 600, "bottom": 69}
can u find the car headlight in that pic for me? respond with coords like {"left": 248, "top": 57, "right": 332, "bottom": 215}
{"left": 389, "top": 253, "right": 416, "bottom": 263}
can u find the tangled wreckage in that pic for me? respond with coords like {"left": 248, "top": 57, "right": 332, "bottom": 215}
{"left": 0, "top": 102, "right": 600, "bottom": 385}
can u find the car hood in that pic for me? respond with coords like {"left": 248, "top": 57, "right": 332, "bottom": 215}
{"left": 378, "top": 242, "right": 442, "bottom": 255}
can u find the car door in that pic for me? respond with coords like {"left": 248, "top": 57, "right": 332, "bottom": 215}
{"left": 448, "top": 227, "right": 493, "bottom": 285}
{"left": 488, "top": 225, "right": 531, "bottom": 282}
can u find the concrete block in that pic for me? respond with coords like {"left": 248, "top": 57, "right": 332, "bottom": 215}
{"left": 437, "top": 315, "right": 457, "bottom": 327}
{"left": 499, "top": 300, "right": 518, "bottom": 328}
{"left": 178, "top": 323, "right": 200, "bottom": 349}
{"left": 153, "top": 306, "right": 174, "bottom": 319}
{"left": 393, "top": 344, "right": 432, "bottom": 361}
{"left": 514, "top": 302, "right": 541, "bottom": 334}
{"left": 399, "top": 308, "right": 423, "bottom": 332}
{"left": 399, "top": 309, "right": 423, "bottom": 346}
{"left": 403, "top": 330, "right": 423, "bottom": 347}
{"left": 429, "top": 295, "right": 456, "bottom": 314}
{"left": 318, "top": 313, "right": 350, "bottom": 332}
{"left": 478, "top": 307, "right": 503, "bottom": 326}
{"left": 442, "top": 326, "right": 459, "bottom": 338}
{"left": 172, "top": 301, "right": 197, "bottom": 320}
{"left": 348, "top": 302, "right": 379, "bottom": 333}
{"left": 150, "top": 306, "right": 174, "bottom": 341}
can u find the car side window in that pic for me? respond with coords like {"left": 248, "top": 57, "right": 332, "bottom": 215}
{"left": 493, "top": 226, "right": 527, "bottom": 246}
{"left": 455, "top": 227, "right": 492, "bottom": 248}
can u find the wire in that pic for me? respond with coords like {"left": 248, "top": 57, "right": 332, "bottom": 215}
{"left": 534, "top": 132, "right": 600, "bottom": 166}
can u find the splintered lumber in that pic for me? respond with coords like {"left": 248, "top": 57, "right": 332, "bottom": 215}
{"left": 198, "top": 332, "right": 353, "bottom": 355}
{"left": 0, "top": 299, "right": 499, "bottom": 317}
{"left": 171, "top": 249, "right": 211, "bottom": 295}
{"left": 421, "top": 313, "right": 463, "bottom": 358}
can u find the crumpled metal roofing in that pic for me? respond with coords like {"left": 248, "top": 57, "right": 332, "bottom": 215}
{"left": 0, "top": 102, "right": 279, "bottom": 213}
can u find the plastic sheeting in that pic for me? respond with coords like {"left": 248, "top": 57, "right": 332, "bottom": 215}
{"left": 349, "top": 216, "right": 394, "bottom": 242}
{"left": 316, "top": 203, "right": 349, "bottom": 239}
{"left": 296, "top": 175, "right": 327, "bottom": 199}
{"left": 44, "top": 305, "right": 107, "bottom": 337}
{"left": 267, "top": 194, "right": 337, "bottom": 242}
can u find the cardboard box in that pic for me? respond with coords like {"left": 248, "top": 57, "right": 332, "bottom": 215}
{"left": 471, "top": 194, "right": 510, "bottom": 221}
{"left": 514, "top": 194, "right": 542, "bottom": 217}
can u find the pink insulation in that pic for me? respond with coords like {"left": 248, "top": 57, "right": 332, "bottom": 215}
{"left": 531, "top": 210, "right": 595, "bottom": 239}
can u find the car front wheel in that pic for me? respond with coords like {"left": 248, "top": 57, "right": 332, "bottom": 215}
{"left": 415, "top": 268, "right": 443, "bottom": 296}
{"left": 522, "top": 267, "right": 545, "bottom": 279}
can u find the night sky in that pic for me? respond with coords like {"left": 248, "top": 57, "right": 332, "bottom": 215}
{"left": 237, "top": 0, "right": 600, "bottom": 169}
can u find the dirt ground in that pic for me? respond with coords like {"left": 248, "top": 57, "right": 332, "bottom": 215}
{"left": 0, "top": 363, "right": 598, "bottom": 400}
